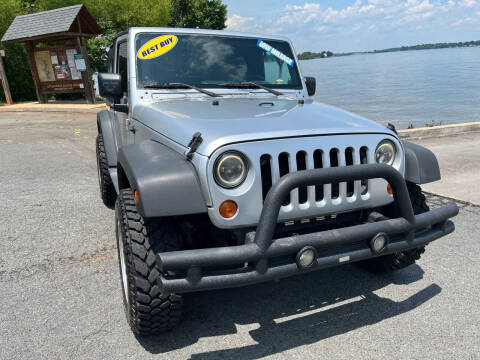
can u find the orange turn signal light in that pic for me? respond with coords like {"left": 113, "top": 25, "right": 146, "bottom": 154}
{"left": 387, "top": 184, "right": 393, "bottom": 195}
{"left": 219, "top": 200, "right": 238, "bottom": 218}
{"left": 134, "top": 189, "right": 140, "bottom": 203}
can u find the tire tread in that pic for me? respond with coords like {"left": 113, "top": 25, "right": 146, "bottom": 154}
{"left": 116, "top": 189, "right": 182, "bottom": 335}
{"left": 96, "top": 134, "right": 116, "bottom": 207}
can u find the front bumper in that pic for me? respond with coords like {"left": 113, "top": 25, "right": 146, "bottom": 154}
{"left": 157, "top": 164, "right": 458, "bottom": 293}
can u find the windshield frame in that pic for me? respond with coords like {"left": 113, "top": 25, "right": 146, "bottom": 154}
{"left": 133, "top": 31, "right": 304, "bottom": 92}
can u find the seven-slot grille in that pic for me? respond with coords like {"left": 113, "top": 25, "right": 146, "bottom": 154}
{"left": 259, "top": 146, "right": 370, "bottom": 207}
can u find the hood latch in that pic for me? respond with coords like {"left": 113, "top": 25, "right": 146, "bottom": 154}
{"left": 387, "top": 123, "right": 398, "bottom": 134}
{"left": 185, "top": 132, "right": 203, "bottom": 160}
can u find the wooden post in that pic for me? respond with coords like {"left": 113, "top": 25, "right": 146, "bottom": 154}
{"left": 25, "top": 41, "right": 47, "bottom": 103}
{"left": 76, "top": 36, "right": 95, "bottom": 104}
{"left": 0, "top": 50, "right": 13, "bottom": 105}
{"left": 76, "top": 18, "right": 95, "bottom": 104}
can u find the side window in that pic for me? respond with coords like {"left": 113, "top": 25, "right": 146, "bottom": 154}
{"left": 116, "top": 41, "right": 128, "bottom": 97}
{"left": 107, "top": 46, "right": 114, "bottom": 73}
{"left": 264, "top": 55, "right": 292, "bottom": 85}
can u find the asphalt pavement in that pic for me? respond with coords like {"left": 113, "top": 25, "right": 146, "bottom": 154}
{"left": 411, "top": 132, "right": 480, "bottom": 205}
{"left": 0, "top": 111, "right": 478, "bottom": 359}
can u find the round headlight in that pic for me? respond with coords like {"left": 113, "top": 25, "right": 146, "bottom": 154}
{"left": 214, "top": 151, "right": 248, "bottom": 188}
{"left": 375, "top": 140, "right": 396, "bottom": 165}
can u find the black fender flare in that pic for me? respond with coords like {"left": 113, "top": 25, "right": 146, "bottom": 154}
{"left": 96, "top": 110, "right": 122, "bottom": 167}
{"left": 117, "top": 140, "right": 207, "bottom": 218}
{"left": 402, "top": 140, "right": 441, "bottom": 184}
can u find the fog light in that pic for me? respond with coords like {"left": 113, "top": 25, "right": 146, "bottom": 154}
{"left": 296, "top": 246, "right": 317, "bottom": 269}
{"left": 369, "top": 232, "right": 389, "bottom": 254}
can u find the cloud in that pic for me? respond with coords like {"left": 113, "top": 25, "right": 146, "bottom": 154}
{"left": 225, "top": 0, "right": 480, "bottom": 52}
{"left": 225, "top": 15, "right": 256, "bottom": 31}
{"left": 453, "top": 17, "right": 476, "bottom": 26}
{"left": 459, "top": 0, "right": 477, "bottom": 7}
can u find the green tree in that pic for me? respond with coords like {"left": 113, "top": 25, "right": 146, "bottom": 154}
{"left": 0, "top": 0, "right": 21, "bottom": 37}
{"left": 0, "top": 0, "right": 36, "bottom": 102}
{"left": 170, "top": 0, "right": 227, "bottom": 29}
{"left": 1, "top": 0, "right": 228, "bottom": 100}
{"left": 37, "top": 0, "right": 171, "bottom": 33}
{"left": 297, "top": 50, "right": 334, "bottom": 60}
{"left": 36, "top": 0, "right": 172, "bottom": 72}
{"left": 86, "top": 36, "right": 111, "bottom": 73}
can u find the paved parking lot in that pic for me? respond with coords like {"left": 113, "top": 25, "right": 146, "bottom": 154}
{"left": 411, "top": 132, "right": 480, "bottom": 205}
{"left": 0, "top": 111, "right": 478, "bottom": 359}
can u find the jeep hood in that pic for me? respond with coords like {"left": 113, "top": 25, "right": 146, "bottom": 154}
{"left": 132, "top": 97, "right": 394, "bottom": 156}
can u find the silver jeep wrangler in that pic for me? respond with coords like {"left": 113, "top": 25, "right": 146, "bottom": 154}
{"left": 96, "top": 28, "right": 458, "bottom": 335}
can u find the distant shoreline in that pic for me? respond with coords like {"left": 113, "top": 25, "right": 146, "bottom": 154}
{"left": 298, "top": 40, "right": 480, "bottom": 60}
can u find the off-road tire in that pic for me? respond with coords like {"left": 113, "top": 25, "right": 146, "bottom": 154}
{"left": 356, "top": 182, "right": 429, "bottom": 273}
{"left": 115, "top": 189, "right": 183, "bottom": 335}
{"left": 96, "top": 134, "right": 116, "bottom": 207}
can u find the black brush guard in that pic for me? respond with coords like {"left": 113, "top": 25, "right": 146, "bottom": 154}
{"left": 157, "top": 164, "right": 458, "bottom": 293}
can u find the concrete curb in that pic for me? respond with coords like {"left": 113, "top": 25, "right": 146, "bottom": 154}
{"left": 398, "top": 122, "right": 480, "bottom": 139}
{"left": 0, "top": 103, "right": 106, "bottom": 114}
{"left": 0, "top": 109, "right": 103, "bottom": 114}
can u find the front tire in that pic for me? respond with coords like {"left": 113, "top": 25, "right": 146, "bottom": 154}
{"left": 116, "top": 189, "right": 183, "bottom": 335}
{"left": 356, "top": 182, "right": 429, "bottom": 273}
{"left": 96, "top": 134, "right": 116, "bottom": 207}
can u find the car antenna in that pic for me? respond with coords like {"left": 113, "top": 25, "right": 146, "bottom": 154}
{"left": 185, "top": 132, "right": 203, "bottom": 160}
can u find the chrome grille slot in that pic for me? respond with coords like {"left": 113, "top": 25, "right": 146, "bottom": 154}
{"left": 260, "top": 154, "right": 272, "bottom": 201}
{"left": 259, "top": 145, "right": 372, "bottom": 209}
{"left": 360, "top": 146, "right": 369, "bottom": 195}
{"left": 313, "top": 149, "right": 323, "bottom": 201}
{"left": 296, "top": 151, "right": 308, "bottom": 204}
{"left": 278, "top": 152, "right": 290, "bottom": 206}
{"left": 345, "top": 147, "right": 354, "bottom": 197}
{"left": 329, "top": 149, "right": 339, "bottom": 199}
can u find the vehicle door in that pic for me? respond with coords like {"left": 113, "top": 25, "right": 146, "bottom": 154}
{"left": 114, "top": 38, "right": 134, "bottom": 145}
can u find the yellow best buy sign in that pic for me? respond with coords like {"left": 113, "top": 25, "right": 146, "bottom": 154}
{"left": 137, "top": 35, "right": 178, "bottom": 60}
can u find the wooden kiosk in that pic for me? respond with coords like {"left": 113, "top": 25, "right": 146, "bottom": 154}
{"left": 1, "top": 5, "right": 101, "bottom": 103}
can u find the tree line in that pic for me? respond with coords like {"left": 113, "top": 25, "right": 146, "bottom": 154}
{"left": 0, "top": 0, "right": 227, "bottom": 102}
{"left": 298, "top": 40, "right": 480, "bottom": 61}
{"left": 297, "top": 51, "right": 333, "bottom": 60}
{"left": 369, "top": 40, "right": 480, "bottom": 53}
{"left": 336, "top": 40, "right": 480, "bottom": 57}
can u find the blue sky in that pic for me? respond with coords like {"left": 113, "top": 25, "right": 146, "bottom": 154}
{"left": 223, "top": 0, "right": 480, "bottom": 53}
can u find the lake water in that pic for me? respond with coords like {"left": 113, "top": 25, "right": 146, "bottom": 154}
{"left": 299, "top": 47, "right": 480, "bottom": 129}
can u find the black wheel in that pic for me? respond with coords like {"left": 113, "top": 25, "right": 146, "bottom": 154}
{"left": 356, "top": 182, "right": 429, "bottom": 273}
{"left": 115, "top": 189, "right": 183, "bottom": 335}
{"left": 96, "top": 133, "right": 116, "bottom": 208}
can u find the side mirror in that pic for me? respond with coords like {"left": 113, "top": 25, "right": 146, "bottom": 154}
{"left": 304, "top": 76, "right": 316, "bottom": 97}
{"left": 98, "top": 73, "right": 123, "bottom": 98}
{"left": 98, "top": 73, "right": 128, "bottom": 113}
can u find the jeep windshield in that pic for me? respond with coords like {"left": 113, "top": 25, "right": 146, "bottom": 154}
{"left": 135, "top": 33, "right": 303, "bottom": 91}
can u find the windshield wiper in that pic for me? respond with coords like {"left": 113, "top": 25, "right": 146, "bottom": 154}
{"left": 218, "top": 82, "right": 283, "bottom": 96}
{"left": 143, "top": 82, "right": 221, "bottom": 97}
